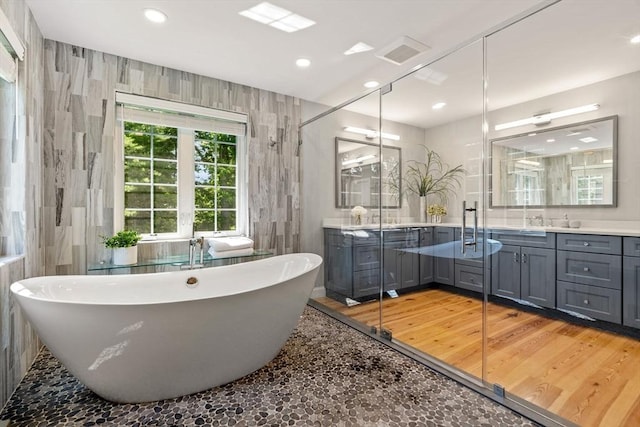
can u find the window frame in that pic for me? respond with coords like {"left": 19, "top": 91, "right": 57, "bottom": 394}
{"left": 114, "top": 93, "right": 249, "bottom": 239}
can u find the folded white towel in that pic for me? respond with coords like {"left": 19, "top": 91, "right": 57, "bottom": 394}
{"left": 207, "top": 236, "right": 254, "bottom": 252}
{"left": 207, "top": 247, "right": 255, "bottom": 259}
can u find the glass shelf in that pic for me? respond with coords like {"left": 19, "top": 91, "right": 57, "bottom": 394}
{"left": 88, "top": 250, "right": 272, "bottom": 273}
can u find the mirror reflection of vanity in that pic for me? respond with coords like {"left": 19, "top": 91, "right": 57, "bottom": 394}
{"left": 490, "top": 116, "right": 617, "bottom": 207}
{"left": 335, "top": 137, "right": 401, "bottom": 208}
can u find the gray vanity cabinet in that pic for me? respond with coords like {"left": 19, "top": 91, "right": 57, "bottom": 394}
{"left": 623, "top": 237, "right": 640, "bottom": 328}
{"left": 556, "top": 233, "right": 622, "bottom": 323}
{"left": 433, "top": 227, "right": 455, "bottom": 285}
{"left": 324, "top": 228, "right": 381, "bottom": 301}
{"left": 419, "top": 228, "right": 435, "bottom": 284}
{"left": 453, "top": 228, "right": 485, "bottom": 293}
{"left": 382, "top": 229, "right": 420, "bottom": 291}
{"left": 490, "top": 231, "right": 556, "bottom": 308}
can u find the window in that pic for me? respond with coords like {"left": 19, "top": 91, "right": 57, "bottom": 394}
{"left": 115, "top": 93, "right": 247, "bottom": 238}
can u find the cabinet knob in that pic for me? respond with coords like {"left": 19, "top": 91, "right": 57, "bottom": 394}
{"left": 584, "top": 299, "right": 589, "bottom": 305}
{"left": 583, "top": 242, "right": 590, "bottom": 246}
{"left": 583, "top": 267, "right": 590, "bottom": 272}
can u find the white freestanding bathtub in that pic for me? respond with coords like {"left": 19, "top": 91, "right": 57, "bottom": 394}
{"left": 10, "top": 253, "right": 322, "bottom": 403}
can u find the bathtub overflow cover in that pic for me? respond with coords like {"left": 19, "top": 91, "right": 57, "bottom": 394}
{"left": 186, "top": 277, "right": 198, "bottom": 287}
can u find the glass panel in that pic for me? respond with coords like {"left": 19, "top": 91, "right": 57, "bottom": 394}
{"left": 485, "top": 1, "right": 640, "bottom": 425}
{"left": 194, "top": 139, "right": 217, "bottom": 163}
{"left": 194, "top": 164, "right": 216, "bottom": 186}
{"left": 154, "top": 185, "right": 177, "bottom": 209}
{"left": 379, "top": 41, "right": 485, "bottom": 381}
{"left": 153, "top": 135, "right": 177, "bottom": 160}
{"left": 194, "top": 210, "right": 215, "bottom": 232}
{"left": 217, "top": 188, "right": 236, "bottom": 209}
{"left": 124, "top": 132, "right": 151, "bottom": 157}
{"left": 153, "top": 160, "right": 177, "bottom": 184}
{"left": 124, "top": 159, "right": 151, "bottom": 183}
{"left": 153, "top": 210, "right": 177, "bottom": 233}
{"left": 124, "top": 210, "right": 151, "bottom": 234}
{"left": 217, "top": 210, "right": 236, "bottom": 231}
{"left": 194, "top": 187, "right": 216, "bottom": 209}
{"left": 124, "top": 184, "right": 151, "bottom": 209}
{"left": 217, "top": 141, "right": 237, "bottom": 164}
{"left": 300, "top": 89, "right": 383, "bottom": 346}
{"left": 217, "top": 165, "right": 236, "bottom": 186}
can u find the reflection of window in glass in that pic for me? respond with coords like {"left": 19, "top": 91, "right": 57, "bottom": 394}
{"left": 116, "top": 94, "right": 247, "bottom": 237}
{"left": 575, "top": 175, "right": 604, "bottom": 204}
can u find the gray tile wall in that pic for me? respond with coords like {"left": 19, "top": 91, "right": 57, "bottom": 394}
{"left": 44, "top": 41, "right": 301, "bottom": 275}
{"left": 0, "top": 0, "right": 44, "bottom": 411}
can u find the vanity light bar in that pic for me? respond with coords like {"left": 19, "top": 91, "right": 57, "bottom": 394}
{"left": 494, "top": 103, "right": 600, "bottom": 131}
{"left": 344, "top": 126, "right": 400, "bottom": 141}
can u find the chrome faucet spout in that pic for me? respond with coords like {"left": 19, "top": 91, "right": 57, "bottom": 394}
{"left": 182, "top": 237, "right": 205, "bottom": 270}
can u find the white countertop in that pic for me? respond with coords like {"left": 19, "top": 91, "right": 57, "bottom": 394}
{"left": 322, "top": 219, "right": 640, "bottom": 237}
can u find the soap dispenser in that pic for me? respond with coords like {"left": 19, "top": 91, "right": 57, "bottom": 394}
{"left": 559, "top": 213, "right": 569, "bottom": 228}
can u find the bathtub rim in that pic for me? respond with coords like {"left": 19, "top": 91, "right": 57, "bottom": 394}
{"left": 10, "top": 252, "right": 323, "bottom": 306}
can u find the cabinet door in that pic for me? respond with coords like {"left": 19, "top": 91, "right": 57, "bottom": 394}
{"left": 383, "top": 243, "right": 401, "bottom": 291}
{"left": 419, "top": 228, "right": 434, "bottom": 284}
{"left": 491, "top": 244, "right": 521, "bottom": 299}
{"left": 434, "top": 227, "right": 454, "bottom": 285}
{"left": 623, "top": 256, "right": 640, "bottom": 328}
{"left": 521, "top": 247, "right": 556, "bottom": 308}
{"left": 325, "top": 244, "right": 353, "bottom": 297}
{"left": 399, "top": 250, "right": 420, "bottom": 288}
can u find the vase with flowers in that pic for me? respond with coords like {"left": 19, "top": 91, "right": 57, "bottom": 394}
{"left": 350, "top": 205, "right": 367, "bottom": 225}
{"left": 427, "top": 204, "right": 447, "bottom": 223}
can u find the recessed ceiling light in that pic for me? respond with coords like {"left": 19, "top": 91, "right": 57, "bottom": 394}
{"left": 570, "top": 146, "right": 580, "bottom": 150}
{"left": 546, "top": 138, "right": 555, "bottom": 143}
{"left": 296, "top": 58, "right": 311, "bottom": 68}
{"left": 363, "top": 81, "right": 379, "bottom": 88}
{"left": 414, "top": 67, "right": 448, "bottom": 85}
{"left": 239, "top": 2, "right": 315, "bottom": 33}
{"left": 432, "top": 102, "right": 446, "bottom": 110}
{"left": 631, "top": 34, "right": 640, "bottom": 44}
{"left": 144, "top": 8, "right": 167, "bottom": 23}
{"left": 344, "top": 42, "right": 374, "bottom": 55}
{"left": 579, "top": 136, "right": 598, "bottom": 143}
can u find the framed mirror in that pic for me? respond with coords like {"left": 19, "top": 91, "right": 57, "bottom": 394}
{"left": 335, "top": 137, "right": 402, "bottom": 208}
{"left": 490, "top": 116, "right": 617, "bottom": 208}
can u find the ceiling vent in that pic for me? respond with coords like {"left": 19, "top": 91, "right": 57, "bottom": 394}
{"left": 375, "top": 36, "right": 430, "bottom": 65}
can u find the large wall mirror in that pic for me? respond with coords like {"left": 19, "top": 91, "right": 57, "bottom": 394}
{"left": 490, "top": 116, "right": 617, "bottom": 207}
{"left": 335, "top": 137, "right": 401, "bottom": 208}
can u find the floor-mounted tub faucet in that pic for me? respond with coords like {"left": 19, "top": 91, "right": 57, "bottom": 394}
{"left": 182, "top": 237, "right": 205, "bottom": 269}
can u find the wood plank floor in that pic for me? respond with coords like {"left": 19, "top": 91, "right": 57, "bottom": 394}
{"left": 316, "top": 289, "right": 640, "bottom": 427}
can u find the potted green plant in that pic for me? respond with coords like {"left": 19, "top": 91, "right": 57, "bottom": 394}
{"left": 404, "top": 146, "right": 465, "bottom": 222}
{"left": 101, "top": 230, "right": 142, "bottom": 265}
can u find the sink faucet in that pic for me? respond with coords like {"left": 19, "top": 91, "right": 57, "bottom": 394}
{"left": 182, "top": 237, "right": 204, "bottom": 269}
{"left": 527, "top": 215, "right": 544, "bottom": 226}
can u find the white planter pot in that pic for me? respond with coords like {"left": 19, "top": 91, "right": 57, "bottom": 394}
{"left": 419, "top": 196, "right": 427, "bottom": 223}
{"left": 112, "top": 246, "right": 138, "bottom": 265}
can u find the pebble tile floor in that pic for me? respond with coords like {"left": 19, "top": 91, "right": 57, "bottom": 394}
{"left": 1, "top": 306, "right": 539, "bottom": 426}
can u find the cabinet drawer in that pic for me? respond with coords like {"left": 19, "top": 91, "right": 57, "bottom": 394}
{"left": 557, "top": 233, "right": 621, "bottom": 255}
{"left": 353, "top": 269, "right": 380, "bottom": 298}
{"left": 455, "top": 264, "right": 483, "bottom": 292}
{"left": 623, "top": 237, "right": 640, "bottom": 257}
{"left": 383, "top": 229, "right": 419, "bottom": 244}
{"left": 557, "top": 251, "right": 621, "bottom": 289}
{"left": 557, "top": 281, "right": 621, "bottom": 323}
{"left": 354, "top": 245, "right": 380, "bottom": 271}
{"left": 491, "top": 230, "right": 555, "bottom": 249}
{"left": 325, "top": 229, "right": 351, "bottom": 246}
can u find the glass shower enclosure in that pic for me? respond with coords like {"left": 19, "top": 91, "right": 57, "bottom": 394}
{"left": 300, "top": 1, "right": 640, "bottom": 425}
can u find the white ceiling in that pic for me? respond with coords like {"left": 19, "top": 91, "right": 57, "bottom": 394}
{"left": 25, "top": 0, "right": 542, "bottom": 107}
{"left": 24, "top": 0, "right": 640, "bottom": 130}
